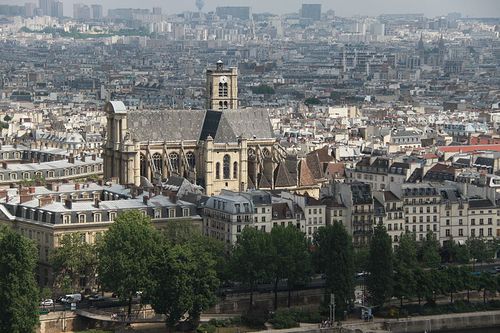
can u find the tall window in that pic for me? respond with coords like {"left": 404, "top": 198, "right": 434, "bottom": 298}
{"left": 223, "top": 155, "right": 230, "bottom": 179}
{"left": 186, "top": 152, "right": 195, "bottom": 170}
{"left": 152, "top": 153, "right": 163, "bottom": 174}
{"left": 233, "top": 161, "right": 238, "bottom": 179}
{"left": 216, "top": 162, "right": 220, "bottom": 179}
{"left": 219, "top": 82, "right": 228, "bottom": 97}
{"left": 169, "top": 153, "right": 179, "bottom": 173}
{"left": 140, "top": 154, "right": 147, "bottom": 177}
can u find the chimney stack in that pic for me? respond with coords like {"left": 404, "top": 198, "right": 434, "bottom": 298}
{"left": 143, "top": 195, "right": 149, "bottom": 205}
{"left": 91, "top": 154, "right": 96, "bottom": 161}
{"left": 1, "top": 162, "right": 7, "bottom": 169}
{"left": 94, "top": 197, "right": 100, "bottom": 208}
{"left": 75, "top": 183, "right": 80, "bottom": 190}
{"left": 0, "top": 189, "right": 7, "bottom": 199}
{"left": 38, "top": 196, "right": 53, "bottom": 207}
{"left": 64, "top": 199, "right": 72, "bottom": 209}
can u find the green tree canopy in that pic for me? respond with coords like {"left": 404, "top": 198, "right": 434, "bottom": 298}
{"left": 313, "top": 223, "right": 354, "bottom": 315}
{"left": 252, "top": 85, "right": 275, "bottom": 95}
{"left": 230, "top": 227, "right": 276, "bottom": 309}
{"left": 270, "top": 225, "right": 311, "bottom": 308}
{"left": 97, "top": 211, "right": 161, "bottom": 317}
{"left": 366, "top": 224, "right": 394, "bottom": 307}
{"left": 150, "top": 241, "right": 219, "bottom": 328}
{"left": 50, "top": 232, "right": 97, "bottom": 292}
{"left": 393, "top": 233, "right": 418, "bottom": 307}
{"left": 0, "top": 226, "right": 39, "bottom": 333}
{"left": 467, "top": 238, "right": 495, "bottom": 263}
{"left": 418, "top": 231, "right": 441, "bottom": 268}
{"left": 304, "top": 97, "right": 321, "bottom": 105}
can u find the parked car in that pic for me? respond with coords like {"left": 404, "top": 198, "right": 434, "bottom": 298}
{"left": 40, "top": 299, "right": 54, "bottom": 307}
{"left": 89, "top": 294, "right": 104, "bottom": 301}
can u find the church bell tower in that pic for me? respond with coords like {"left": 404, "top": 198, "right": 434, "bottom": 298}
{"left": 206, "top": 60, "right": 238, "bottom": 111}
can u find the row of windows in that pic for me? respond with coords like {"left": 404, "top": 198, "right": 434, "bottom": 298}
{"left": 59, "top": 208, "right": 190, "bottom": 224}
{"left": 0, "top": 164, "right": 101, "bottom": 181}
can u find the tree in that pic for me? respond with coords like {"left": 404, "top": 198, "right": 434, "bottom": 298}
{"left": 442, "top": 266, "right": 463, "bottom": 303}
{"left": 393, "top": 233, "right": 418, "bottom": 307}
{"left": 51, "top": 233, "right": 97, "bottom": 291}
{"left": 467, "top": 238, "right": 495, "bottom": 264}
{"left": 97, "top": 211, "right": 161, "bottom": 318}
{"left": 270, "top": 225, "right": 311, "bottom": 309}
{"left": 313, "top": 223, "right": 354, "bottom": 316}
{"left": 418, "top": 231, "right": 441, "bottom": 268}
{"left": 230, "top": 228, "right": 276, "bottom": 309}
{"left": 150, "top": 241, "right": 219, "bottom": 329}
{"left": 477, "top": 272, "right": 497, "bottom": 304}
{"left": 366, "top": 224, "right": 393, "bottom": 307}
{"left": 304, "top": 97, "right": 321, "bottom": 106}
{"left": 252, "top": 85, "right": 275, "bottom": 95}
{"left": 414, "top": 268, "right": 431, "bottom": 305}
{"left": 353, "top": 246, "right": 370, "bottom": 274}
{"left": 3, "top": 114, "right": 12, "bottom": 122}
{"left": 0, "top": 226, "right": 39, "bottom": 333}
{"left": 162, "top": 220, "right": 229, "bottom": 283}
{"left": 458, "top": 266, "right": 475, "bottom": 302}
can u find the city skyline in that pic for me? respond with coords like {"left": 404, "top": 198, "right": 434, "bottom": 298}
{"left": 0, "top": 0, "right": 499, "bottom": 18}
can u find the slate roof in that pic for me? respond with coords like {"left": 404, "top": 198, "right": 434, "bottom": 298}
{"left": 126, "top": 109, "right": 274, "bottom": 143}
{"left": 127, "top": 109, "right": 206, "bottom": 142}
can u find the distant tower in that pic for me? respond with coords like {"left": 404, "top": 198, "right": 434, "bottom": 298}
{"left": 206, "top": 60, "right": 238, "bottom": 111}
{"left": 195, "top": 0, "right": 204, "bottom": 12}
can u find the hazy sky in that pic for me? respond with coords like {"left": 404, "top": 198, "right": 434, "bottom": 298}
{"left": 1, "top": 0, "right": 499, "bottom": 18}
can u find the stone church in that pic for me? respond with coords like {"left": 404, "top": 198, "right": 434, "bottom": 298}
{"left": 104, "top": 62, "right": 324, "bottom": 196}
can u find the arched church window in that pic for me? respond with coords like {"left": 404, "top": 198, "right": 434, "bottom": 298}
{"left": 233, "top": 162, "right": 238, "bottom": 179}
{"left": 186, "top": 152, "right": 195, "bottom": 170}
{"left": 169, "top": 153, "right": 179, "bottom": 173}
{"left": 152, "top": 153, "right": 163, "bottom": 174}
{"left": 219, "top": 82, "right": 228, "bottom": 97}
{"left": 223, "top": 155, "right": 230, "bottom": 179}
{"left": 224, "top": 101, "right": 228, "bottom": 110}
{"left": 216, "top": 162, "right": 220, "bottom": 179}
{"left": 219, "top": 101, "right": 223, "bottom": 111}
{"left": 140, "top": 154, "right": 147, "bottom": 177}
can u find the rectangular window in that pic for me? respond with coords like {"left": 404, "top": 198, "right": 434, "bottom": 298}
{"left": 169, "top": 209, "right": 176, "bottom": 218}
{"left": 63, "top": 215, "right": 71, "bottom": 224}
{"left": 154, "top": 209, "right": 162, "bottom": 219}
{"left": 94, "top": 214, "right": 101, "bottom": 222}
{"left": 459, "top": 229, "right": 463, "bottom": 236}
{"left": 183, "top": 208, "right": 190, "bottom": 217}
{"left": 109, "top": 212, "right": 116, "bottom": 222}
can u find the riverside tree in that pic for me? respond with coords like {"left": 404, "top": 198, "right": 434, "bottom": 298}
{"left": 50, "top": 232, "right": 97, "bottom": 292}
{"left": 0, "top": 226, "right": 39, "bottom": 333}
{"left": 366, "top": 224, "right": 393, "bottom": 307}
{"left": 270, "top": 225, "right": 311, "bottom": 309}
{"left": 150, "top": 241, "right": 219, "bottom": 329}
{"left": 97, "top": 211, "right": 161, "bottom": 318}
{"left": 393, "top": 233, "right": 418, "bottom": 307}
{"left": 230, "top": 227, "right": 276, "bottom": 309}
{"left": 313, "top": 223, "right": 354, "bottom": 316}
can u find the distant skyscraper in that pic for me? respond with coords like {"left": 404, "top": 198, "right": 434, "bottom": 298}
{"left": 51, "top": 0, "right": 63, "bottom": 18}
{"left": 216, "top": 6, "right": 251, "bottom": 20}
{"left": 153, "top": 7, "right": 162, "bottom": 15}
{"left": 91, "top": 4, "right": 103, "bottom": 19}
{"left": 301, "top": 4, "right": 321, "bottom": 21}
{"left": 38, "top": 0, "right": 51, "bottom": 16}
{"left": 73, "top": 3, "right": 91, "bottom": 20}
{"left": 25, "top": 2, "right": 36, "bottom": 17}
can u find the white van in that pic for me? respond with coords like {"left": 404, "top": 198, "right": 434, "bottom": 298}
{"left": 62, "top": 293, "right": 82, "bottom": 303}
